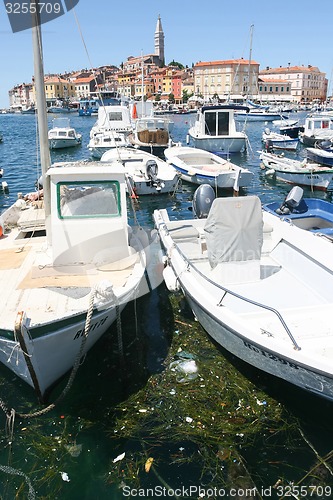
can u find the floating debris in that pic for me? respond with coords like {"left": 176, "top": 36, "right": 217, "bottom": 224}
{"left": 60, "top": 472, "right": 70, "bottom": 482}
{"left": 113, "top": 452, "right": 126, "bottom": 463}
{"left": 107, "top": 294, "right": 286, "bottom": 492}
{"left": 144, "top": 457, "right": 154, "bottom": 473}
{"left": 65, "top": 443, "right": 83, "bottom": 458}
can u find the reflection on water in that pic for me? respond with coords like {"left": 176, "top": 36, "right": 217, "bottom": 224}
{"left": 0, "top": 112, "right": 333, "bottom": 499}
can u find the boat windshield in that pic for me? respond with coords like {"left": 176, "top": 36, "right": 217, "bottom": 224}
{"left": 57, "top": 181, "right": 120, "bottom": 218}
{"left": 108, "top": 112, "right": 124, "bottom": 121}
{"left": 205, "top": 111, "right": 229, "bottom": 136}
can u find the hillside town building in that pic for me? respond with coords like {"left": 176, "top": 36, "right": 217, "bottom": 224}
{"left": 7, "top": 17, "right": 328, "bottom": 111}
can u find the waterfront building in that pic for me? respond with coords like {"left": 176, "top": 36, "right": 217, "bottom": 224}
{"left": 149, "top": 66, "right": 183, "bottom": 102}
{"left": 258, "top": 77, "right": 292, "bottom": 103}
{"left": 43, "top": 75, "right": 76, "bottom": 102}
{"left": 8, "top": 82, "right": 33, "bottom": 111}
{"left": 74, "top": 75, "right": 97, "bottom": 98}
{"left": 193, "top": 59, "right": 260, "bottom": 102}
{"left": 259, "top": 65, "right": 327, "bottom": 103}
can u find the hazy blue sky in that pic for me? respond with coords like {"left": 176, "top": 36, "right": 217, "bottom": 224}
{"left": 0, "top": 0, "right": 332, "bottom": 108}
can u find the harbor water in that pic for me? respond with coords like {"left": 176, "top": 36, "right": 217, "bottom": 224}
{"left": 0, "top": 112, "right": 333, "bottom": 499}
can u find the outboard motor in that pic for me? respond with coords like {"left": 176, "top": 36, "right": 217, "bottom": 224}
{"left": 192, "top": 184, "right": 215, "bottom": 219}
{"left": 146, "top": 160, "right": 158, "bottom": 182}
{"left": 265, "top": 139, "right": 274, "bottom": 152}
{"left": 276, "top": 186, "right": 304, "bottom": 215}
{"left": 317, "top": 139, "right": 333, "bottom": 151}
{"left": 146, "top": 159, "right": 164, "bottom": 191}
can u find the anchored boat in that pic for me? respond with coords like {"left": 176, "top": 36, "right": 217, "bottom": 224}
{"left": 154, "top": 186, "right": 333, "bottom": 401}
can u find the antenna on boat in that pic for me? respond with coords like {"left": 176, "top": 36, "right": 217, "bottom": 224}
{"left": 32, "top": 2, "right": 52, "bottom": 244}
{"left": 141, "top": 50, "right": 145, "bottom": 116}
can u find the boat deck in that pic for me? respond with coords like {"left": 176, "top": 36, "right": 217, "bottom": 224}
{"left": 0, "top": 206, "right": 138, "bottom": 333}
{"left": 164, "top": 216, "right": 333, "bottom": 355}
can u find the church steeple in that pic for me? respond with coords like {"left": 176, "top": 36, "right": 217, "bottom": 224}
{"left": 154, "top": 15, "right": 165, "bottom": 66}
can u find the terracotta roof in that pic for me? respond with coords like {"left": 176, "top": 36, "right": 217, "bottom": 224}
{"left": 259, "top": 77, "right": 289, "bottom": 83}
{"left": 260, "top": 65, "right": 321, "bottom": 74}
{"left": 75, "top": 76, "right": 95, "bottom": 83}
{"left": 194, "top": 59, "right": 259, "bottom": 67}
{"left": 44, "top": 76, "right": 69, "bottom": 84}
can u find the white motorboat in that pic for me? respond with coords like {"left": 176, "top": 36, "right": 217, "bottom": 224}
{"left": 235, "top": 109, "right": 285, "bottom": 122}
{"left": 299, "top": 114, "right": 333, "bottom": 147}
{"left": 262, "top": 128, "right": 299, "bottom": 151}
{"left": 187, "top": 105, "right": 249, "bottom": 154}
{"left": 272, "top": 119, "right": 304, "bottom": 138}
{"left": 128, "top": 113, "right": 174, "bottom": 156}
{"left": 154, "top": 187, "right": 333, "bottom": 401}
{"left": 164, "top": 145, "right": 253, "bottom": 190}
{"left": 48, "top": 118, "right": 82, "bottom": 149}
{"left": 88, "top": 105, "right": 133, "bottom": 159}
{"left": 259, "top": 151, "right": 333, "bottom": 191}
{"left": 306, "top": 145, "right": 333, "bottom": 167}
{"left": 101, "top": 147, "right": 180, "bottom": 196}
{"left": 88, "top": 130, "right": 131, "bottom": 159}
{"left": 0, "top": 4, "right": 146, "bottom": 400}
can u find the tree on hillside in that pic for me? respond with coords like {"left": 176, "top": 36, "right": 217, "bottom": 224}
{"left": 168, "top": 60, "right": 184, "bottom": 70}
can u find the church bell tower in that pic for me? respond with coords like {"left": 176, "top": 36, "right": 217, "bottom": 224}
{"left": 154, "top": 15, "right": 165, "bottom": 66}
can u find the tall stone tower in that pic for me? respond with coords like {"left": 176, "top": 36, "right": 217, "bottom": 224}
{"left": 154, "top": 15, "right": 165, "bottom": 66}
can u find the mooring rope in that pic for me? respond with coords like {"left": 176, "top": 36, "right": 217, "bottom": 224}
{"left": 0, "top": 464, "right": 36, "bottom": 499}
{"left": 0, "top": 282, "right": 116, "bottom": 422}
{"left": 0, "top": 282, "right": 125, "bottom": 491}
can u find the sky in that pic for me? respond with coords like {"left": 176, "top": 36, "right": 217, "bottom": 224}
{"left": 0, "top": 0, "right": 333, "bottom": 108}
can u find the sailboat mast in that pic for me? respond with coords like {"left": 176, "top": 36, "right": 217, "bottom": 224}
{"left": 247, "top": 24, "right": 254, "bottom": 100}
{"left": 141, "top": 52, "right": 145, "bottom": 116}
{"left": 31, "top": 1, "right": 51, "bottom": 243}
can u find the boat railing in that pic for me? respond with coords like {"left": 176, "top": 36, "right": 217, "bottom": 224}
{"left": 168, "top": 234, "right": 301, "bottom": 351}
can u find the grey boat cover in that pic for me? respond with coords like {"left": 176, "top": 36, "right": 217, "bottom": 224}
{"left": 204, "top": 196, "right": 263, "bottom": 268}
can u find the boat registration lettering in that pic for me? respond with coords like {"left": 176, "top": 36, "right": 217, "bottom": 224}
{"left": 243, "top": 340, "right": 299, "bottom": 369}
{"left": 73, "top": 317, "right": 108, "bottom": 340}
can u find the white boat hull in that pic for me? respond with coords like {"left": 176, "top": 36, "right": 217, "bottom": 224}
{"left": 101, "top": 147, "right": 180, "bottom": 196}
{"left": 263, "top": 136, "right": 299, "bottom": 151}
{"left": 188, "top": 134, "right": 246, "bottom": 154}
{"left": 49, "top": 138, "right": 81, "bottom": 149}
{"left": 164, "top": 146, "right": 253, "bottom": 189}
{"left": 187, "top": 293, "right": 333, "bottom": 400}
{"left": 273, "top": 171, "right": 332, "bottom": 190}
{"left": 235, "top": 112, "right": 284, "bottom": 122}
{"left": 0, "top": 304, "right": 119, "bottom": 394}
{"left": 175, "top": 169, "right": 253, "bottom": 188}
{"left": 154, "top": 202, "right": 333, "bottom": 401}
{"left": 260, "top": 152, "right": 333, "bottom": 190}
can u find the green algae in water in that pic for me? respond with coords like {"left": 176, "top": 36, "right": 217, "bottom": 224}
{"left": 1, "top": 291, "right": 333, "bottom": 499}
{"left": 107, "top": 294, "right": 333, "bottom": 498}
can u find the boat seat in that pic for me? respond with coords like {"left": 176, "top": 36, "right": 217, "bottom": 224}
{"left": 204, "top": 196, "right": 263, "bottom": 283}
{"left": 166, "top": 221, "right": 200, "bottom": 240}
